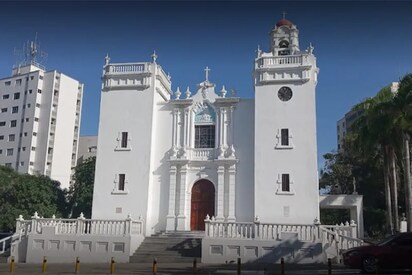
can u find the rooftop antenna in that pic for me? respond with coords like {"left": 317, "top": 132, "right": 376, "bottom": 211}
{"left": 282, "top": 11, "right": 287, "bottom": 19}
{"left": 14, "top": 33, "right": 48, "bottom": 70}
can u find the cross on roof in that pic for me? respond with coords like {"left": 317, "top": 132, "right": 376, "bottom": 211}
{"left": 205, "top": 66, "right": 211, "bottom": 82}
{"left": 282, "top": 11, "right": 287, "bottom": 19}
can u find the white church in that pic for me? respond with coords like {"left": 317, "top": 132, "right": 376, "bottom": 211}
{"left": 4, "top": 17, "right": 364, "bottom": 264}
{"left": 92, "top": 16, "right": 320, "bottom": 233}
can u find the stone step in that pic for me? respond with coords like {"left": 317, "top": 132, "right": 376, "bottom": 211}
{"left": 130, "top": 233, "right": 202, "bottom": 263}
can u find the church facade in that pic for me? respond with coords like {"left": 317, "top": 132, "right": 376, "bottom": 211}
{"left": 92, "top": 18, "right": 320, "bottom": 236}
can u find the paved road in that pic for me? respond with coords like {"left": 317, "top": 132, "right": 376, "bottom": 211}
{"left": 0, "top": 263, "right": 411, "bottom": 274}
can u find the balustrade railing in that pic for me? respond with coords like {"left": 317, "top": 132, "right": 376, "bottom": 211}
{"left": 192, "top": 148, "right": 215, "bottom": 160}
{"left": 105, "top": 63, "right": 147, "bottom": 74}
{"left": 204, "top": 218, "right": 318, "bottom": 242}
{"left": 258, "top": 55, "right": 307, "bottom": 67}
{"left": 11, "top": 213, "right": 144, "bottom": 237}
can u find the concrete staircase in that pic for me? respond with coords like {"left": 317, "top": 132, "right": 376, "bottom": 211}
{"left": 130, "top": 231, "right": 204, "bottom": 263}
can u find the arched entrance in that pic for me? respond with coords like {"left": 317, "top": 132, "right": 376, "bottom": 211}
{"left": 190, "top": 179, "right": 215, "bottom": 231}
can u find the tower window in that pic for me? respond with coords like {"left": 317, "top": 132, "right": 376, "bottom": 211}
{"left": 118, "top": 174, "right": 125, "bottom": 191}
{"left": 195, "top": 125, "right": 215, "bottom": 148}
{"left": 281, "top": 129, "right": 289, "bottom": 146}
{"left": 281, "top": 174, "right": 290, "bottom": 192}
{"left": 279, "top": 40, "right": 289, "bottom": 48}
{"left": 121, "top": 132, "right": 128, "bottom": 148}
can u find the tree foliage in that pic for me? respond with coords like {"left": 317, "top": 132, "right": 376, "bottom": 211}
{"left": 320, "top": 74, "right": 412, "bottom": 236}
{"left": 0, "top": 166, "right": 67, "bottom": 232}
{"left": 67, "top": 157, "right": 96, "bottom": 219}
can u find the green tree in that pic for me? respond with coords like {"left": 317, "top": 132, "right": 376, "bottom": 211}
{"left": 67, "top": 157, "right": 96, "bottom": 218}
{"left": 0, "top": 166, "right": 67, "bottom": 232}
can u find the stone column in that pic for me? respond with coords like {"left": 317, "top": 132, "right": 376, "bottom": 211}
{"left": 183, "top": 108, "right": 189, "bottom": 158}
{"left": 216, "top": 166, "right": 225, "bottom": 221}
{"left": 227, "top": 164, "right": 236, "bottom": 222}
{"left": 166, "top": 166, "right": 177, "bottom": 231}
{"left": 177, "top": 165, "right": 188, "bottom": 230}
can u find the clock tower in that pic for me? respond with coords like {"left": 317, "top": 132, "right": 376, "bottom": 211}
{"left": 253, "top": 17, "right": 320, "bottom": 224}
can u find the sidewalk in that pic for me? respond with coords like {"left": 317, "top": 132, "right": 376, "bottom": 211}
{"left": 0, "top": 262, "right": 357, "bottom": 274}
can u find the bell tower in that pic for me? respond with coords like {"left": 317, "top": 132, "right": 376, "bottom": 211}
{"left": 253, "top": 16, "right": 320, "bottom": 225}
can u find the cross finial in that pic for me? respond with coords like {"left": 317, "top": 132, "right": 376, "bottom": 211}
{"left": 151, "top": 50, "right": 157, "bottom": 63}
{"left": 204, "top": 66, "right": 211, "bottom": 82}
{"left": 282, "top": 11, "right": 287, "bottom": 19}
{"left": 104, "top": 53, "right": 110, "bottom": 65}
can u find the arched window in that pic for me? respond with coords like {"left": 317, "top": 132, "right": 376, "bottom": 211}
{"left": 279, "top": 40, "right": 289, "bottom": 48}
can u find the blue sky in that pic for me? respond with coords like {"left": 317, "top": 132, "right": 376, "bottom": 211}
{"left": 1, "top": 1, "right": 411, "bottom": 168}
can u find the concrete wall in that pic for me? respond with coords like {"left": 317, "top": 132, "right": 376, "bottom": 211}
{"left": 202, "top": 234, "right": 323, "bottom": 264}
{"left": 23, "top": 226, "right": 141, "bottom": 263}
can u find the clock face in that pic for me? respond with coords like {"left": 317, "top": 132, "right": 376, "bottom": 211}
{"left": 278, "top": 87, "right": 293, "bottom": 101}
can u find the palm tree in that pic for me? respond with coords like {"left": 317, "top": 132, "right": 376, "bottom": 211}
{"left": 350, "top": 87, "right": 399, "bottom": 233}
{"left": 392, "top": 74, "right": 412, "bottom": 231}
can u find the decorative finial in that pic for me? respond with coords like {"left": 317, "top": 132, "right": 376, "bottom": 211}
{"left": 126, "top": 213, "right": 132, "bottom": 220}
{"left": 175, "top": 87, "right": 181, "bottom": 99}
{"left": 204, "top": 66, "right": 211, "bottom": 82}
{"left": 167, "top": 72, "right": 171, "bottom": 81}
{"left": 52, "top": 214, "right": 56, "bottom": 219}
{"left": 220, "top": 85, "right": 227, "bottom": 98}
{"left": 78, "top": 212, "right": 85, "bottom": 219}
{"left": 185, "top": 86, "right": 191, "bottom": 98}
{"left": 32, "top": 211, "right": 39, "bottom": 219}
{"left": 151, "top": 50, "right": 157, "bottom": 63}
{"left": 104, "top": 53, "right": 110, "bottom": 65}
{"left": 282, "top": 11, "right": 287, "bottom": 20}
{"left": 308, "top": 42, "right": 314, "bottom": 54}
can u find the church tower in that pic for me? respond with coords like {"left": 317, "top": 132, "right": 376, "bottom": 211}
{"left": 253, "top": 17, "right": 320, "bottom": 224}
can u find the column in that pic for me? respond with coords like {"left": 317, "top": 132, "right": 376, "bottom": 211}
{"left": 216, "top": 166, "right": 225, "bottom": 221}
{"left": 177, "top": 109, "right": 182, "bottom": 149}
{"left": 166, "top": 166, "right": 177, "bottom": 231}
{"left": 177, "top": 165, "right": 188, "bottom": 230}
{"left": 182, "top": 108, "right": 189, "bottom": 158}
{"left": 227, "top": 164, "right": 236, "bottom": 222}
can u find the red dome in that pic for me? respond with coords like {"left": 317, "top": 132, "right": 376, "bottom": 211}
{"left": 276, "top": 19, "right": 293, "bottom": 27}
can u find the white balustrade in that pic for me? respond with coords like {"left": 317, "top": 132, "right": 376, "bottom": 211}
{"left": 205, "top": 220, "right": 317, "bottom": 241}
{"left": 192, "top": 148, "right": 215, "bottom": 160}
{"left": 259, "top": 55, "right": 307, "bottom": 67}
{"left": 105, "top": 63, "right": 147, "bottom": 74}
{"left": 10, "top": 216, "right": 144, "bottom": 237}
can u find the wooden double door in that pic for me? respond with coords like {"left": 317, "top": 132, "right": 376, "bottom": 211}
{"left": 190, "top": 180, "right": 215, "bottom": 231}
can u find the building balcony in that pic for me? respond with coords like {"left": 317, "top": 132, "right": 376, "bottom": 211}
{"left": 191, "top": 148, "right": 215, "bottom": 160}
{"left": 256, "top": 54, "right": 312, "bottom": 70}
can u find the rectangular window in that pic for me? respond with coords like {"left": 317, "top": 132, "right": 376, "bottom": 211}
{"left": 0, "top": 121, "right": 6, "bottom": 126}
{"left": 281, "top": 129, "right": 289, "bottom": 146}
{"left": 30, "top": 76, "right": 34, "bottom": 80}
{"left": 2, "top": 94, "right": 9, "bottom": 99}
{"left": 37, "top": 89, "right": 42, "bottom": 94}
{"left": 13, "top": 92, "right": 20, "bottom": 100}
{"left": 10, "top": 120, "right": 17, "bottom": 127}
{"left": 16, "top": 79, "right": 22, "bottom": 85}
{"left": 6, "top": 148, "right": 13, "bottom": 156}
{"left": 121, "top": 132, "right": 128, "bottom": 148}
{"left": 22, "top": 147, "right": 26, "bottom": 151}
{"left": 5, "top": 81, "right": 11, "bottom": 86}
{"left": 12, "top": 106, "right": 18, "bottom": 113}
{"left": 0, "top": 135, "right": 3, "bottom": 140}
{"left": 35, "top": 103, "right": 40, "bottom": 108}
{"left": 5, "top": 163, "right": 12, "bottom": 168}
{"left": 25, "top": 118, "right": 29, "bottom": 122}
{"left": 31, "top": 146, "right": 36, "bottom": 151}
{"left": 29, "top": 89, "right": 32, "bottom": 94}
{"left": 20, "top": 161, "right": 24, "bottom": 166}
{"left": 281, "top": 174, "right": 290, "bottom": 192}
{"left": 195, "top": 125, "right": 216, "bottom": 148}
{"left": 1, "top": 108, "right": 7, "bottom": 113}
{"left": 118, "top": 174, "right": 125, "bottom": 191}
{"left": 27, "top": 104, "right": 31, "bottom": 108}
{"left": 8, "top": 134, "right": 15, "bottom": 142}
{"left": 0, "top": 149, "right": 2, "bottom": 154}
{"left": 33, "top": 132, "right": 37, "bottom": 136}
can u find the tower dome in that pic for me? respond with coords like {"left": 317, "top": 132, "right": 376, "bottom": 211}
{"left": 276, "top": 18, "right": 293, "bottom": 28}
